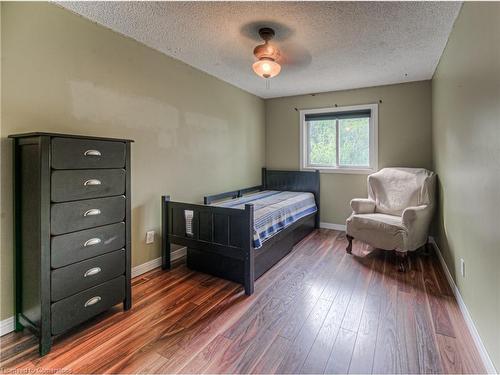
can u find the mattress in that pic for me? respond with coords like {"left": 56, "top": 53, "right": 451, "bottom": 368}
{"left": 212, "top": 190, "right": 317, "bottom": 249}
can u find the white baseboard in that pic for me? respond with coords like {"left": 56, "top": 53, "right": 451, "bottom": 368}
{"left": 429, "top": 237, "right": 497, "bottom": 374}
{"left": 131, "top": 246, "right": 186, "bottom": 278}
{"left": 130, "top": 257, "right": 162, "bottom": 278}
{"left": 0, "top": 247, "right": 187, "bottom": 337}
{"left": 320, "top": 222, "right": 347, "bottom": 231}
{"left": 0, "top": 316, "right": 14, "bottom": 336}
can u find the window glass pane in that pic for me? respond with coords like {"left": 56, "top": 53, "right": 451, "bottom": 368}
{"left": 308, "top": 120, "right": 336, "bottom": 166}
{"left": 338, "top": 117, "right": 370, "bottom": 166}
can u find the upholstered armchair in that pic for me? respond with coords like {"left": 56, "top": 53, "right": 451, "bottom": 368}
{"left": 345, "top": 167, "right": 436, "bottom": 271}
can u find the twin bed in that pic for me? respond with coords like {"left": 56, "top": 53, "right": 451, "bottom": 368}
{"left": 161, "top": 168, "right": 320, "bottom": 295}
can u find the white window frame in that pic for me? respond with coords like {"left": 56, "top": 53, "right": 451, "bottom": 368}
{"left": 299, "top": 103, "right": 378, "bottom": 174}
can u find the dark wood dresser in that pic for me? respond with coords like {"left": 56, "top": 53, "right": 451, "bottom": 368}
{"left": 9, "top": 132, "right": 133, "bottom": 355}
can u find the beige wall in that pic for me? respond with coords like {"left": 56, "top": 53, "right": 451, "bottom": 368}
{"left": 432, "top": 3, "right": 500, "bottom": 370}
{"left": 265, "top": 81, "right": 433, "bottom": 224}
{"left": 0, "top": 3, "right": 265, "bottom": 320}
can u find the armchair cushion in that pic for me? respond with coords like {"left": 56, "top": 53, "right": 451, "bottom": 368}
{"left": 346, "top": 213, "right": 407, "bottom": 251}
{"left": 350, "top": 198, "right": 376, "bottom": 214}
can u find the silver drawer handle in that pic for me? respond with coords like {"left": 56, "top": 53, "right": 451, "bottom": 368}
{"left": 84, "top": 179, "right": 101, "bottom": 186}
{"left": 83, "top": 208, "right": 101, "bottom": 217}
{"left": 83, "top": 238, "right": 101, "bottom": 247}
{"left": 84, "top": 267, "right": 102, "bottom": 278}
{"left": 84, "top": 149, "right": 101, "bottom": 157}
{"left": 84, "top": 296, "right": 101, "bottom": 307}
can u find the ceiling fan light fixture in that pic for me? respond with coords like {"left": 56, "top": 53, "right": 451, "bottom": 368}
{"left": 252, "top": 57, "right": 281, "bottom": 79}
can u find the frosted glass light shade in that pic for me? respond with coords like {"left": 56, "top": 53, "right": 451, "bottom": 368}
{"left": 252, "top": 58, "right": 281, "bottom": 79}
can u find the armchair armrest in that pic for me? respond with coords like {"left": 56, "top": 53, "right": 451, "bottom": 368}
{"left": 402, "top": 205, "right": 434, "bottom": 250}
{"left": 402, "top": 205, "right": 432, "bottom": 227}
{"left": 350, "top": 198, "right": 376, "bottom": 214}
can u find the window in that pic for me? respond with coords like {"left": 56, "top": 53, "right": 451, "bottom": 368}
{"left": 300, "top": 104, "right": 378, "bottom": 174}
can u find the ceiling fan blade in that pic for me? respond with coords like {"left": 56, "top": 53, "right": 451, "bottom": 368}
{"left": 278, "top": 43, "right": 312, "bottom": 70}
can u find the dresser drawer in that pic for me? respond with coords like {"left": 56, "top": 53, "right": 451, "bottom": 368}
{"left": 51, "top": 249, "right": 125, "bottom": 302}
{"left": 51, "top": 196, "right": 126, "bottom": 235}
{"left": 51, "top": 169, "right": 125, "bottom": 202}
{"left": 52, "top": 138, "right": 125, "bottom": 169}
{"left": 51, "top": 276, "right": 125, "bottom": 335}
{"left": 51, "top": 222, "right": 125, "bottom": 268}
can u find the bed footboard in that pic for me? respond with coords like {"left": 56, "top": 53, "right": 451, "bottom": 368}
{"left": 161, "top": 196, "right": 255, "bottom": 295}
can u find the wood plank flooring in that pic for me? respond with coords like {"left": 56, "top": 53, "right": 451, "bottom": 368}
{"left": 0, "top": 229, "right": 486, "bottom": 374}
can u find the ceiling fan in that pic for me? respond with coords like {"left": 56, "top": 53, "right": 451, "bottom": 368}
{"left": 252, "top": 27, "right": 281, "bottom": 79}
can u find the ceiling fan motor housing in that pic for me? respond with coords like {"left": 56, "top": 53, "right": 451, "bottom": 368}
{"left": 253, "top": 43, "right": 280, "bottom": 61}
{"left": 254, "top": 27, "right": 280, "bottom": 61}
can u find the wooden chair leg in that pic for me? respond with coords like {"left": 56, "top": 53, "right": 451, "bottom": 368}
{"left": 346, "top": 235, "right": 353, "bottom": 254}
{"left": 423, "top": 238, "right": 432, "bottom": 256}
{"left": 396, "top": 251, "right": 408, "bottom": 272}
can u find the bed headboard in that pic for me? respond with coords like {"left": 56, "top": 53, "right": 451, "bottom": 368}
{"left": 262, "top": 168, "right": 320, "bottom": 227}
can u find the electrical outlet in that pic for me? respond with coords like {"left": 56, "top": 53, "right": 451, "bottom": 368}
{"left": 460, "top": 258, "right": 466, "bottom": 278}
{"left": 146, "top": 230, "right": 155, "bottom": 244}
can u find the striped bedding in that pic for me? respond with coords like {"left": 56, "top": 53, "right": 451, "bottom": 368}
{"left": 212, "top": 190, "right": 317, "bottom": 249}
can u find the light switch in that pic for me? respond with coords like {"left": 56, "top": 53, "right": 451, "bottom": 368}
{"left": 146, "top": 230, "right": 155, "bottom": 244}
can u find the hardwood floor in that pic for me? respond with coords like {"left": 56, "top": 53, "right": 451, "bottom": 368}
{"left": 0, "top": 229, "right": 486, "bottom": 374}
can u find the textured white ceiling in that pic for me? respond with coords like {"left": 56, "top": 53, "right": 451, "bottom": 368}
{"left": 58, "top": 1, "right": 461, "bottom": 99}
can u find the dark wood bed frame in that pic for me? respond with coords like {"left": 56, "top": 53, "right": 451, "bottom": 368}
{"left": 161, "top": 168, "right": 320, "bottom": 295}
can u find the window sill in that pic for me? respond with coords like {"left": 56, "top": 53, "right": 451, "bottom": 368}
{"left": 302, "top": 166, "right": 376, "bottom": 175}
